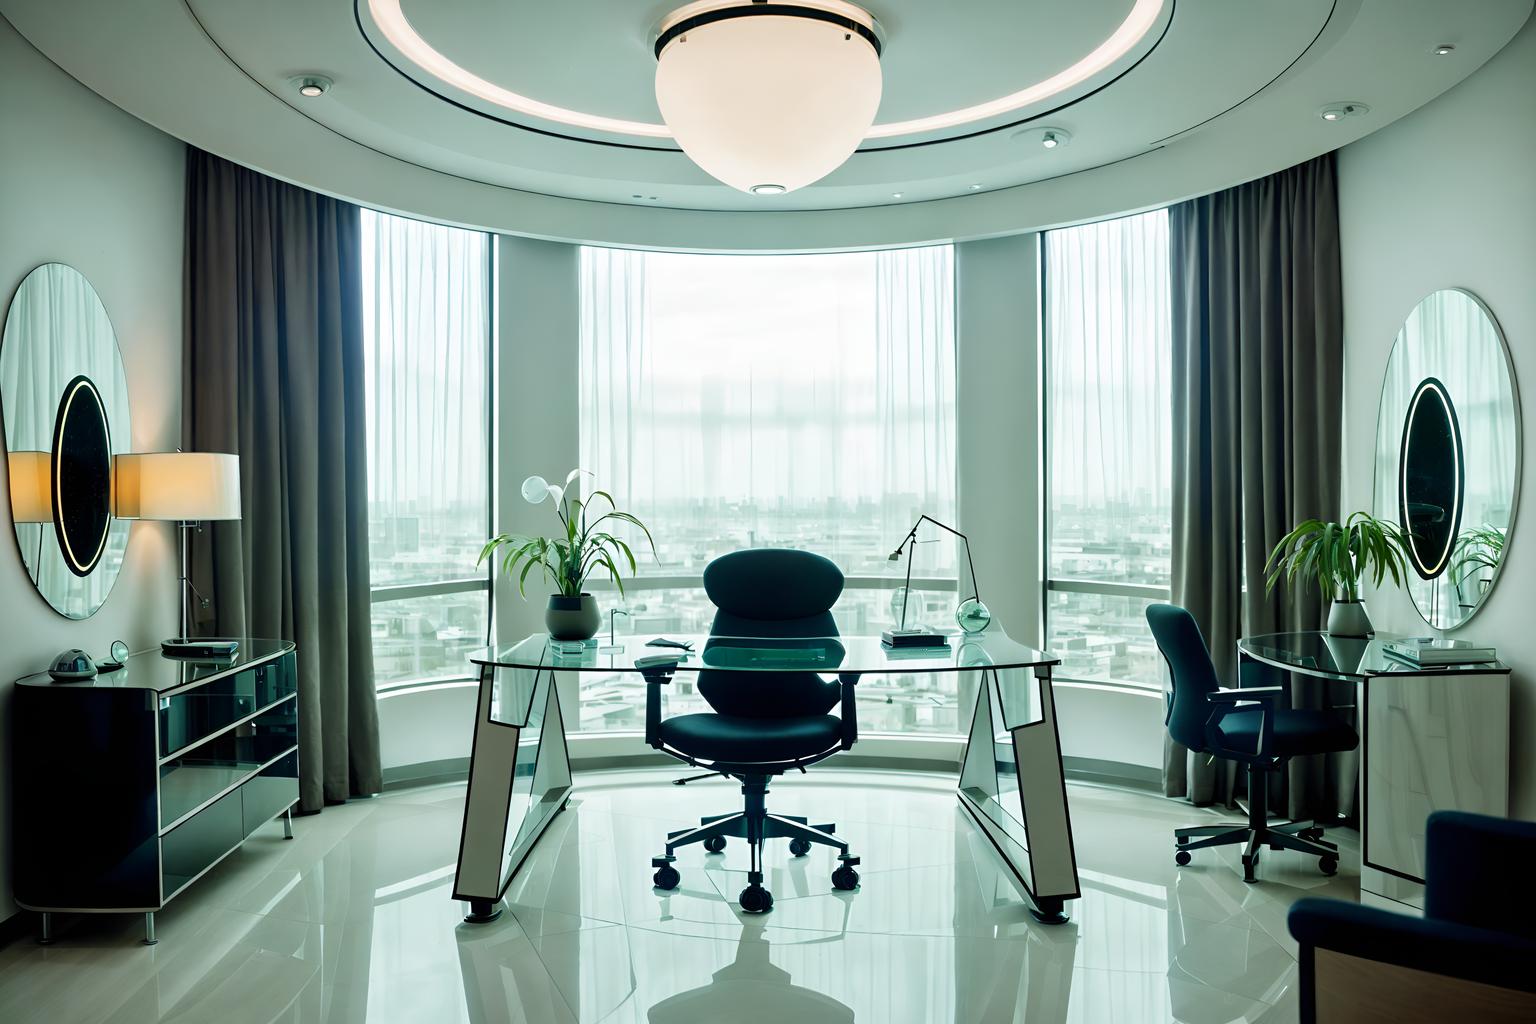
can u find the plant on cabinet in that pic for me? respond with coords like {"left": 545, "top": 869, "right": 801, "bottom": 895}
{"left": 1264, "top": 511, "right": 1410, "bottom": 637}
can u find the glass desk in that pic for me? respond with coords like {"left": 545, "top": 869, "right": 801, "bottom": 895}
{"left": 1236, "top": 630, "right": 1510, "bottom": 910}
{"left": 451, "top": 631, "right": 1080, "bottom": 924}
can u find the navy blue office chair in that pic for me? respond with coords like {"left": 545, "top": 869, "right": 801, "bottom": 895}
{"left": 1289, "top": 812, "right": 1536, "bottom": 1022}
{"left": 1146, "top": 604, "right": 1356, "bottom": 883}
{"left": 644, "top": 549, "right": 861, "bottom": 913}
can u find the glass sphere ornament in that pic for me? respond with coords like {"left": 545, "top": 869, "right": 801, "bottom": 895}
{"left": 956, "top": 598, "right": 992, "bottom": 634}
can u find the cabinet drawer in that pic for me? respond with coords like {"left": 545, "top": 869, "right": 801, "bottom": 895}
{"left": 242, "top": 751, "right": 299, "bottom": 838}
{"left": 159, "top": 657, "right": 296, "bottom": 757}
{"left": 159, "top": 699, "right": 298, "bottom": 829}
{"left": 161, "top": 789, "right": 242, "bottom": 899}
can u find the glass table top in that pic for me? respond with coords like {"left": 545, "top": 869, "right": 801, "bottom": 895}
{"left": 1238, "top": 631, "right": 1509, "bottom": 681}
{"left": 472, "top": 631, "right": 1056, "bottom": 675}
{"left": 16, "top": 638, "right": 295, "bottom": 693}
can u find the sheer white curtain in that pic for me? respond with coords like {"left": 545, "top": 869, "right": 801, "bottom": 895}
{"left": 579, "top": 245, "right": 956, "bottom": 581}
{"left": 361, "top": 210, "right": 490, "bottom": 688}
{"left": 1044, "top": 209, "right": 1173, "bottom": 688}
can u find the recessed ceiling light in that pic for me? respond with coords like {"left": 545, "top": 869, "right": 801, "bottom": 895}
{"left": 969, "top": 183, "right": 982, "bottom": 191}
{"left": 891, "top": 192, "right": 904, "bottom": 199}
{"left": 750, "top": 184, "right": 787, "bottom": 196}
{"left": 1318, "top": 102, "right": 1369, "bottom": 122}
{"left": 1012, "top": 126, "right": 1073, "bottom": 150}
{"left": 292, "top": 75, "right": 332, "bottom": 98}
{"left": 1431, "top": 43, "right": 1456, "bottom": 55}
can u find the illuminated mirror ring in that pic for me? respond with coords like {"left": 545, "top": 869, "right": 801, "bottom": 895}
{"left": 1373, "top": 288, "right": 1521, "bottom": 630}
{"left": 51, "top": 374, "right": 115, "bottom": 577}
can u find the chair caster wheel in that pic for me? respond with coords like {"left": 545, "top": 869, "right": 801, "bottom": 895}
{"left": 1319, "top": 856, "right": 1338, "bottom": 876}
{"left": 1302, "top": 828, "right": 1324, "bottom": 842}
{"left": 1243, "top": 866, "right": 1257, "bottom": 884}
{"left": 789, "top": 838, "right": 811, "bottom": 857}
{"left": 739, "top": 885, "right": 773, "bottom": 913}
{"left": 1175, "top": 850, "right": 1191, "bottom": 866}
{"left": 831, "top": 865, "right": 860, "bottom": 891}
{"left": 703, "top": 836, "right": 726, "bottom": 854}
{"left": 653, "top": 864, "right": 681, "bottom": 890}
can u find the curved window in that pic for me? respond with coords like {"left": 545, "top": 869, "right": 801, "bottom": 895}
{"left": 1043, "top": 210, "right": 1172, "bottom": 690}
{"left": 363, "top": 210, "right": 493, "bottom": 692}
{"left": 577, "top": 245, "right": 961, "bottom": 734}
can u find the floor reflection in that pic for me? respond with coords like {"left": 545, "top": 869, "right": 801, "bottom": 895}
{"left": 0, "top": 771, "right": 1332, "bottom": 1023}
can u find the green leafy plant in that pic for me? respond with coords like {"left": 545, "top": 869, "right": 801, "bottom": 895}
{"left": 1265, "top": 511, "right": 1410, "bottom": 603}
{"left": 479, "top": 469, "right": 655, "bottom": 598}
{"left": 1450, "top": 523, "right": 1505, "bottom": 597}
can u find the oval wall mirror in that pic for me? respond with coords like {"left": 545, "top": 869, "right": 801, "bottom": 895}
{"left": 1, "top": 264, "right": 132, "bottom": 618}
{"left": 1373, "top": 289, "right": 1521, "bottom": 630}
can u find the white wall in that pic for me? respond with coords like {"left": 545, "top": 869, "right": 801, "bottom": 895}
{"left": 1338, "top": 18, "right": 1536, "bottom": 816}
{"left": 0, "top": 16, "right": 185, "bottom": 921}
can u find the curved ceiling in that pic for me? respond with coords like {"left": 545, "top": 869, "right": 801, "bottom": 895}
{"left": 1, "top": 0, "right": 1530, "bottom": 249}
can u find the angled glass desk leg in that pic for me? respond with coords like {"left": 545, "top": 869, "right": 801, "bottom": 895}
{"left": 957, "top": 664, "right": 1081, "bottom": 923}
{"left": 453, "top": 661, "right": 573, "bottom": 923}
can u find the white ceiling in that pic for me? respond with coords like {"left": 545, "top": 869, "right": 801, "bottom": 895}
{"left": 2, "top": 0, "right": 1531, "bottom": 248}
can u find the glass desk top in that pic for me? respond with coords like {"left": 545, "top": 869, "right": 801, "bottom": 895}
{"left": 1238, "top": 631, "right": 1509, "bottom": 682}
{"left": 472, "top": 631, "right": 1056, "bottom": 675}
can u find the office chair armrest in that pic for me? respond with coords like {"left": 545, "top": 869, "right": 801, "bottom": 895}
{"left": 1203, "top": 686, "right": 1284, "bottom": 761}
{"left": 638, "top": 658, "right": 678, "bottom": 749}
{"left": 1206, "top": 686, "right": 1284, "bottom": 705}
{"left": 839, "top": 672, "right": 859, "bottom": 749}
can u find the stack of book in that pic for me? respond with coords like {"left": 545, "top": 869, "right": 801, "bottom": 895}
{"left": 1381, "top": 637, "right": 1498, "bottom": 667}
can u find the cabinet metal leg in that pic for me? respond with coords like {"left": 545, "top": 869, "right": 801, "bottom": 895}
{"left": 143, "top": 912, "right": 157, "bottom": 946}
{"left": 283, "top": 806, "right": 294, "bottom": 840}
{"left": 38, "top": 912, "right": 53, "bottom": 945}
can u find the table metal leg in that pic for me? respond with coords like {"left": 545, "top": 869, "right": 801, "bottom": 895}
{"left": 143, "top": 912, "right": 157, "bottom": 946}
{"left": 453, "top": 662, "right": 573, "bottom": 923}
{"left": 956, "top": 664, "right": 1080, "bottom": 924}
{"left": 282, "top": 806, "right": 294, "bottom": 840}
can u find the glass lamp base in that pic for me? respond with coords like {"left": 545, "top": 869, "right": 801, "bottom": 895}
{"left": 956, "top": 598, "right": 992, "bottom": 634}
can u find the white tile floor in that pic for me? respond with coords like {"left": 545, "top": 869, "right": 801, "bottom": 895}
{"left": 0, "top": 768, "right": 1360, "bottom": 1023}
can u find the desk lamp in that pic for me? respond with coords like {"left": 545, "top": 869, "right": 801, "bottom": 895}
{"left": 114, "top": 452, "right": 241, "bottom": 640}
{"left": 884, "top": 514, "right": 991, "bottom": 647}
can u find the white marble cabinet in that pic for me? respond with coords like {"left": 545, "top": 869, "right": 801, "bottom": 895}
{"left": 1237, "top": 632, "right": 1511, "bottom": 910}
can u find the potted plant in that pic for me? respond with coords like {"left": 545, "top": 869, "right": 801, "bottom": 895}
{"left": 1450, "top": 524, "right": 1505, "bottom": 604}
{"left": 1264, "top": 511, "right": 1409, "bottom": 638}
{"left": 480, "top": 469, "right": 655, "bottom": 642}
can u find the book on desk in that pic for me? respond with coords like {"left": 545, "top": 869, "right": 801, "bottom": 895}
{"left": 1381, "top": 636, "right": 1498, "bottom": 667}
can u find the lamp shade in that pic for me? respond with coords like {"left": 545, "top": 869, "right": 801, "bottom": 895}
{"left": 114, "top": 452, "right": 241, "bottom": 521}
{"left": 8, "top": 451, "right": 52, "bottom": 523}
{"left": 654, "top": 2, "right": 882, "bottom": 194}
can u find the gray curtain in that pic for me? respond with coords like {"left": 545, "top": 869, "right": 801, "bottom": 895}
{"left": 1167, "top": 153, "right": 1353, "bottom": 819}
{"left": 182, "top": 148, "right": 381, "bottom": 810}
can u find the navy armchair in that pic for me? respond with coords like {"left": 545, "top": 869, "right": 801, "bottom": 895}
{"left": 1289, "top": 811, "right": 1536, "bottom": 1022}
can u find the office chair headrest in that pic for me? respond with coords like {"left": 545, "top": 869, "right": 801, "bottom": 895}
{"left": 703, "top": 549, "right": 844, "bottom": 621}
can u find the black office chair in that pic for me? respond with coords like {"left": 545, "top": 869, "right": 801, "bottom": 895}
{"left": 644, "top": 548, "right": 861, "bottom": 914}
{"left": 1146, "top": 604, "right": 1356, "bottom": 883}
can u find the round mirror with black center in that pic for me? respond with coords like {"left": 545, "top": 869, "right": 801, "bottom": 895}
{"left": 1, "top": 264, "right": 132, "bottom": 618}
{"left": 1374, "top": 289, "right": 1521, "bottom": 630}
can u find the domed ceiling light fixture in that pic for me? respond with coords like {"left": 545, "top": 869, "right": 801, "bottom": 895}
{"left": 653, "top": 1, "right": 884, "bottom": 195}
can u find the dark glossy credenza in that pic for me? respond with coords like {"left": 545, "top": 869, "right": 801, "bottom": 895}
{"left": 13, "top": 639, "right": 299, "bottom": 944}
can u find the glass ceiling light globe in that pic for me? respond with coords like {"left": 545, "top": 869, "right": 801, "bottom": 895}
{"left": 654, "top": 1, "right": 883, "bottom": 195}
